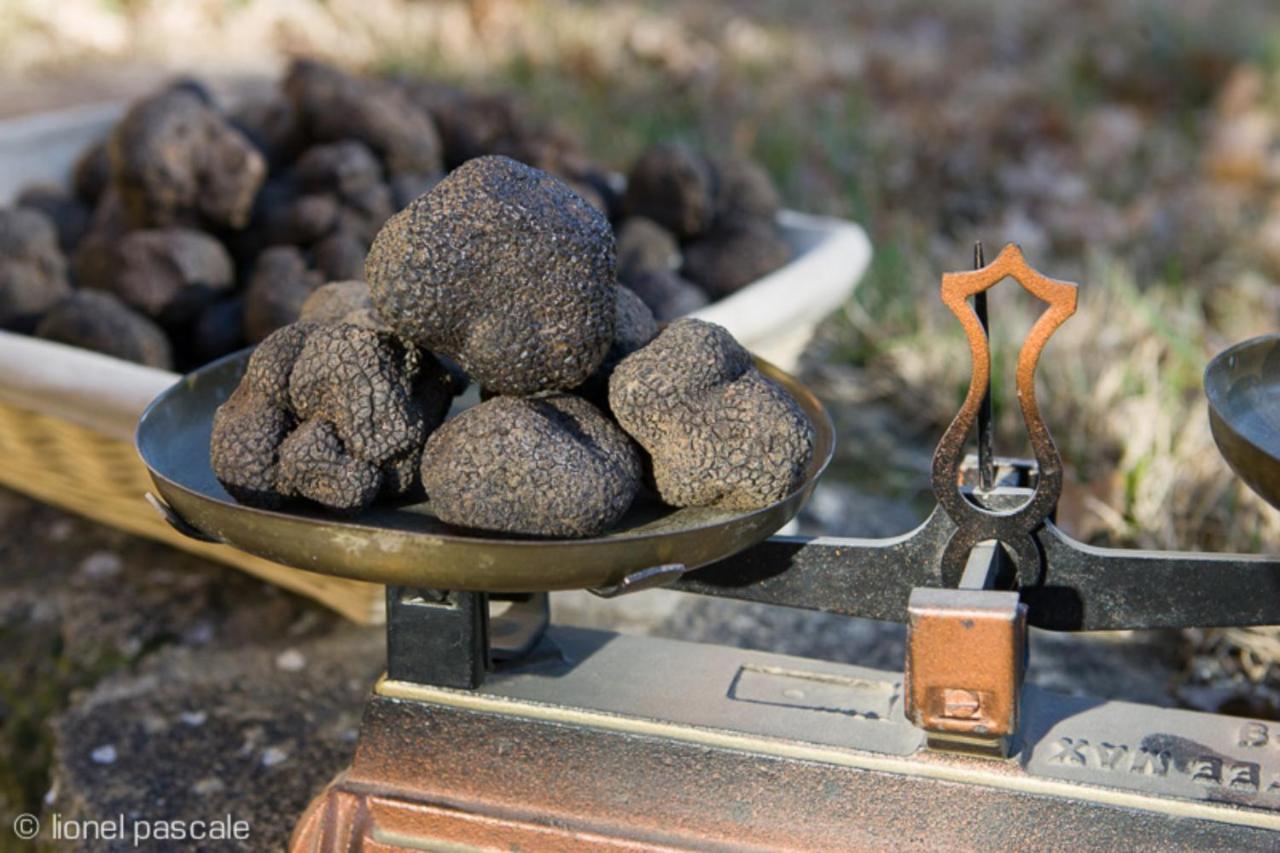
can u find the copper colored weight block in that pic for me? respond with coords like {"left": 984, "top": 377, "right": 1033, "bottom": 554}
{"left": 905, "top": 587, "right": 1026, "bottom": 755}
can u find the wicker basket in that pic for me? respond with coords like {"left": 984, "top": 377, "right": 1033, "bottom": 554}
{"left": 0, "top": 333, "right": 385, "bottom": 623}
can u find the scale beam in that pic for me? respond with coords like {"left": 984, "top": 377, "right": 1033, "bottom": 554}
{"left": 675, "top": 519, "right": 1280, "bottom": 631}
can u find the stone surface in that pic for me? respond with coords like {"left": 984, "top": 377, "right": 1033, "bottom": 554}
{"left": 50, "top": 627, "right": 380, "bottom": 851}
{"left": 0, "top": 488, "right": 379, "bottom": 850}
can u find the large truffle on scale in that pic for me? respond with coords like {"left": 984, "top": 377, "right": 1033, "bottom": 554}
{"left": 421, "top": 394, "right": 642, "bottom": 538}
{"left": 609, "top": 318, "right": 815, "bottom": 510}
{"left": 365, "top": 155, "right": 617, "bottom": 395}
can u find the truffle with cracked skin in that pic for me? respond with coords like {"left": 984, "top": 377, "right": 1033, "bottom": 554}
{"left": 210, "top": 321, "right": 458, "bottom": 512}
{"left": 421, "top": 394, "right": 641, "bottom": 538}
{"left": 243, "top": 246, "right": 323, "bottom": 343}
{"left": 74, "top": 227, "right": 234, "bottom": 327}
{"left": 575, "top": 285, "right": 657, "bottom": 404}
{"left": 0, "top": 207, "right": 71, "bottom": 332}
{"left": 365, "top": 155, "right": 616, "bottom": 395}
{"left": 109, "top": 88, "right": 266, "bottom": 229}
{"left": 299, "top": 280, "right": 377, "bottom": 327}
{"left": 625, "top": 268, "right": 708, "bottom": 323}
{"left": 283, "top": 60, "right": 442, "bottom": 177}
{"left": 210, "top": 383, "right": 295, "bottom": 508}
{"left": 623, "top": 142, "right": 716, "bottom": 239}
{"left": 242, "top": 321, "right": 314, "bottom": 408}
{"left": 35, "top": 290, "right": 173, "bottom": 368}
{"left": 288, "top": 323, "right": 433, "bottom": 463}
{"left": 276, "top": 418, "right": 383, "bottom": 511}
{"left": 681, "top": 219, "right": 791, "bottom": 298}
{"left": 609, "top": 318, "right": 813, "bottom": 510}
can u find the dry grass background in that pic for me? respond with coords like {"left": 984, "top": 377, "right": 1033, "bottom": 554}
{"left": 5, "top": 0, "right": 1280, "bottom": 697}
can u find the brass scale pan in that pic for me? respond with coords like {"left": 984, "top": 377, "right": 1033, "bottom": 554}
{"left": 1206, "top": 332, "right": 1280, "bottom": 513}
{"left": 137, "top": 348, "right": 835, "bottom": 592}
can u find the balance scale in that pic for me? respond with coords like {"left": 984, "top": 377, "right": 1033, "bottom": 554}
{"left": 137, "top": 244, "right": 1280, "bottom": 850}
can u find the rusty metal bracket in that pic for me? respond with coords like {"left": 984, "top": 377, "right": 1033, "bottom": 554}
{"left": 931, "top": 243, "right": 1078, "bottom": 589}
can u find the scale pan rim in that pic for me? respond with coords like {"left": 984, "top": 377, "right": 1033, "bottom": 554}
{"left": 1205, "top": 332, "right": 1280, "bottom": 511}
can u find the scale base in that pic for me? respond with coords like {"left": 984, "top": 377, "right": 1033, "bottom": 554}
{"left": 291, "top": 628, "right": 1280, "bottom": 851}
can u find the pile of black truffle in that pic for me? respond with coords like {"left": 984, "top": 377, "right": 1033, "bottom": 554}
{"left": 211, "top": 156, "right": 814, "bottom": 539}
{"left": 0, "top": 62, "right": 792, "bottom": 370}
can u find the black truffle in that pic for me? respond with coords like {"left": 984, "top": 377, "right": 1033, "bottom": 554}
{"left": 262, "top": 191, "right": 340, "bottom": 246}
{"left": 311, "top": 229, "right": 367, "bottom": 281}
{"left": 189, "top": 296, "right": 245, "bottom": 365}
{"left": 421, "top": 394, "right": 641, "bottom": 538}
{"left": 276, "top": 418, "right": 382, "bottom": 511}
{"left": 74, "top": 227, "right": 234, "bottom": 327}
{"left": 72, "top": 140, "right": 112, "bottom": 206}
{"left": 412, "top": 87, "right": 534, "bottom": 169}
{"left": 293, "top": 141, "right": 393, "bottom": 243}
{"left": 230, "top": 94, "right": 306, "bottom": 168}
{"left": 709, "top": 155, "right": 781, "bottom": 226}
{"left": 625, "top": 268, "right": 708, "bottom": 323}
{"left": 623, "top": 142, "right": 716, "bottom": 239}
{"left": 243, "top": 321, "right": 313, "bottom": 408}
{"left": 210, "top": 384, "right": 294, "bottom": 507}
{"left": 288, "top": 324, "right": 435, "bottom": 463}
{"left": 283, "top": 60, "right": 443, "bottom": 177}
{"left": 243, "top": 246, "right": 323, "bottom": 343}
{"left": 299, "top": 280, "right": 376, "bottom": 327}
{"left": 35, "top": 290, "right": 172, "bottom": 369}
{"left": 210, "top": 322, "right": 457, "bottom": 512}
{"left": 682, "top": 219, "right": 791, "bottom": 298}
{"left": 365, "top": 155, "right": 616, "bottom": 395}
{"left": 15, "top": 184, "right": 90, "bottom": 253}
{"left": 293, "top": 140, "right": 383, "bottom": 197}
{"left": 389, "top": 171, "right": 444, "bottom": 210}
{"left": 615, "top": 217, "right": 681, "bottom": 282}
{"left": 109, "top": 88, "right": 267, "bottom": 229}
{"left": 609, "top": 319, "right": 814, "bottom": 510}
{"left": 576, "top": 285, "right": 657, "bottom": 404}
{"left": 0, "top": 207, "right": 71, "bottom": 332}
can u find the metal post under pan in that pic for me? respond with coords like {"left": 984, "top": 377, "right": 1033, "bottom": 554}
{"left": 291, "top": 628, "right": 1280, "bottom": 851}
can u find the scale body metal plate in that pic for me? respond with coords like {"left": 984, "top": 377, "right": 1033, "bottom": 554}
{"left": 292, "top": 628, "right": 1280, "bottom": 851}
